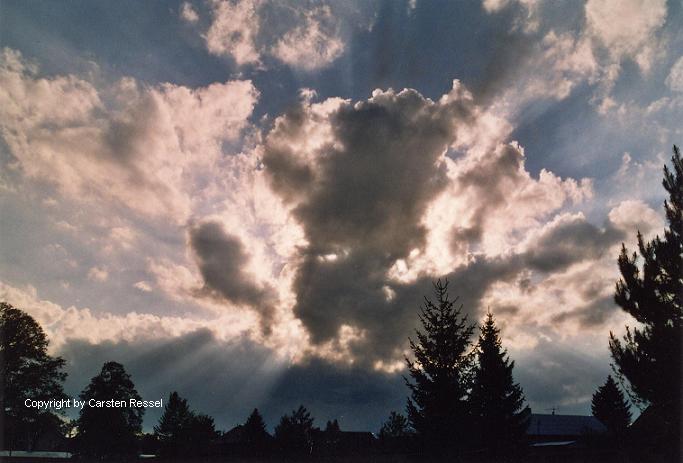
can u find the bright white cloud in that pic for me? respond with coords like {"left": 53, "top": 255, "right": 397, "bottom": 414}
{"left": 608, "top": 199, "right": 663, "bottom": 238}
{"left": 180, "top": 2, "right": 199, "bottom": 23}
{"left": 0, "top": 281, "right": 252, "bottom": 351}
{"left": 199, "top": 0, "right": 347, "bottom": 70}
{"left": 271, "top": 6, "right": 345, "bottom": 72}
{"left": 482, "top": 0, "right": 669, "bottom": 114}
{"left": 0, "top": 48, "right": 258, "bottom": 223}
{"left": 133, "top": 280, "right": 153, "bottom": 292}
{"left": 205, "top": 0, "right": 261, "bottom": 65}
{"left": 585, "top": 0, "right": 666, "bottom": 72}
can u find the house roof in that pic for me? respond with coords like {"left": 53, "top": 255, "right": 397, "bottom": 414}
{"left": 527, "top": 414, "right": 606, "bottom": 437}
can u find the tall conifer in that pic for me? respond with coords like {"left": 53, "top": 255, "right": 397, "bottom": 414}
{"left": 591, "top": 375, "right": 631, "bottom": 435}
{"left": 405, "top": 279, "right": 475, "bottom": 456}
{"left": 470, "top": 312, "right": 530, "bottom": 455}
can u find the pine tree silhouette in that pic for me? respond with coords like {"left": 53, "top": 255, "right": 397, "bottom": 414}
{"left": 609, "top": 145, "right": 682, "bottom": 456}
{"left": 405, "top": 279, "right": 476, "bottom": 457}
{"left": 591, "top": 375, "right": 631, "bottom": 436}
{"left": 242, "top": 408, "right": 270, "bottom": 446}
{"left": 470, "top": 312, "right": 530, "bottom": 456}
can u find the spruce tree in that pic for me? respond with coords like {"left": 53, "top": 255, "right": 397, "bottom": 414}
{"left": 155, "top": 391, "right": 217, "bottom": 458}
{"left": 608, "top": 147, "right": 681, "bottom": 417}
{"left": 470, "top": 312, "right": 530, "bottom": 455}
{"left": 591, "top": 375, "right": 631, "bottom": 435}
{"left": 242, "top": 408, "right": 269, "bottom": 446}
{"left": 154, "top": 391, "right": 194, "bottom": 457}
{"left": 608, "top": 146, "right": 682, "bottom": 460}
{"left": 405, "top": 279, "right": 476, "bottom": 456}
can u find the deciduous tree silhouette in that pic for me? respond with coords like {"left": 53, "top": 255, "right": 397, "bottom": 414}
{"left": 609, "top": 145, "right": 682, "bottom": 452}
{"left": 470, "top": 312, "right": 530, "bottom": 456}
{"left": 74, "top": 361, "right": 144, "bottom": 459}
{"left": 591, "top": 375, "right": 631, "bottom": 436}
{"left": 1, "top": 302, "right": 67, "bottom": 452}
{"left": 405, "top": 279, "right": 476, "bottom": 456}
{"left": 274, "top": 405, "right": 318, "bottom": 457}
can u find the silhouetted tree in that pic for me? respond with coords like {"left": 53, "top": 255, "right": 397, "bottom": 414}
{"left": 591, "top": 375, "right": 631, "bottom": 436}
{"left": 186, "top": 413, "right": 217, "bottom": 458}
{"left": 74, "top": 361, "right": 144, "bottom": 459}
{"left": 242, "top": 408, "right": 270, "bottom": 447}
{"left": 154, "top": 391, "right": 218, "bottom": 458}
{"left": 609, "top": 146, "right": 682, "bottom": 451}
{"left": 405, "top": 279, "right": 476, "bottom": 456}
{"left": 155, "top": 391, "right": 194, "bottom": 457}
{"left": 379, "top": 411, "right": 410, "bottom": 439}
{"left": 324, "top": 419, "right": 340, "bottom": 434}
{"left": 274, "top": 405, "right": 318, "bottom": 457}
{"left": 470, "top": 312, "right": 530, "bottom": 455}
{"left": 1, "top": 302, "right": 68, "bottom": 452}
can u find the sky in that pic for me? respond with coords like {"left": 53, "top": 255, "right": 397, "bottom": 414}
{"left": 1, "top": 0, "right": 682, "bottom": 433}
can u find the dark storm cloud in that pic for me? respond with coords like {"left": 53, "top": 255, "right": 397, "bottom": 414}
{"left": 523, "top": 216, "right": 625, "bottom": 272}
{"left": 189, "top": 221, "right": 274, "bottom": 327}
{"left": 263, "top": 86, "right": 477, "bottom": 357}
{"left": 265, "top": 87, "right": 473, "bottom": 255}
{"left": 58, "top": 329, "right": 405, "bottom": 432}
{"left": 552, "top": 294, "right": 618, "bottom": 328}
{"left": 261, "top": 86, "right": 627, "bottom": 363}
{"left": 452, "top": 143, "right": 527, "bottom": 245}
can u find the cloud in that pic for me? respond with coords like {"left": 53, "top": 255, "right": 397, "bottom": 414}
{"left": 262, "top": 82, "right": 477, "bottom": 352}
{"left": 607, "top": 199, "right": 663, "bottom": 238}
{"left": 585, "top": 0, "right": 666, "bottom": 72}
{"left": 271, "top": 6, "right": 345, "bottom": 72}
{"left": 134, "top": 281, "right": 153, "bottom": 292}
{"left": 189, "top": 220, "right": 276, "bottom": 329}
{"left": 205, "top": 0, "right": 261, "bottom": 66}
{"left": 480, "top": 0, "right": 670, "bottom": 114}
{"left": 0, "top": 281, "right": 254, "bottom": 352}
{"left": 521, "top": 213, "right": 624, "bottom": 273}
{"left": 666, "top": 56, "right": 683, "bottom": 93}
{"left": 482, "top": 0, "right": 543, "bottom": 33}
{"left": 259, "top": 81, "right": 601, "bottom": 364}
{"left": 0, "top": 48, "right": 258, "bottom": 223}
{"left": 199, "top": 1, "right": 354, "bottom": 71}
{"left": 180, "top": 2, "right": 199, "bottom": 23}
{"left": 87, "top": 266, "right": 109, "bottom": 282}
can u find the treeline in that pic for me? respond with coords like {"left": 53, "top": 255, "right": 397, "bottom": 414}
{"left": 0, "top": 293, "right": 532, "bottom": 461}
